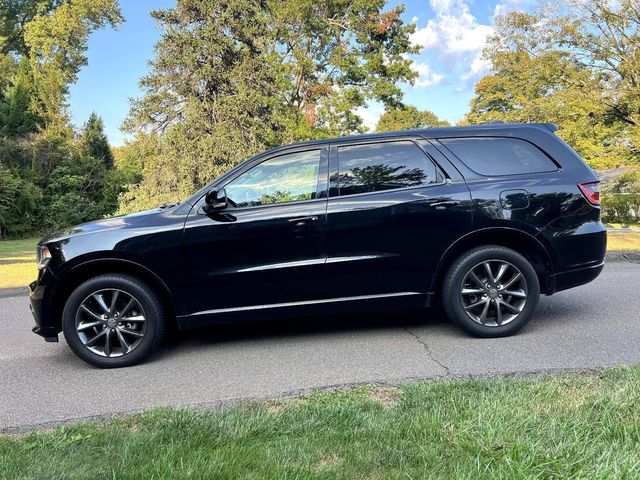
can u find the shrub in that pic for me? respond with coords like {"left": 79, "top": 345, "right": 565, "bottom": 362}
{"left": 601, "top": 194, "right": 640, "bottom": 224}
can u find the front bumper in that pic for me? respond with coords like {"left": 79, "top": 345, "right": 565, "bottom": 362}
{"left": 29, "top": 271, "right": 59, "bottom": 342}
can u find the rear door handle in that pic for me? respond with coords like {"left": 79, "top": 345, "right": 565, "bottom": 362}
{"left": 288, "top": 216, "right": 318, "bottom": 224}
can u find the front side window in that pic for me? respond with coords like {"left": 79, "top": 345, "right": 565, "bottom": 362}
{"left": 439, "top": 137, "right": 557, "bottom": 176}
{"left": 336, "top": 141, "right": 439, "bottom": 196}
{"left": 225, "top": 150, "right": 321, "bottom": 208}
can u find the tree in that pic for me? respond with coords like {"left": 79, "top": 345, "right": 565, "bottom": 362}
{"left": 465, "top": 2, "right": 639, "bottom": 169}
{"left": 0, "top": 1, "right": 123, "bottom": 237}
{"left": 80, "top": 112, "right": 114, "bottom": 169}
{"left": 0, "top": 59, "right": 41, "bottom": 136}
{"left": 23, "top": 0, "right": 122, "bottom": 131}
{"left": 376, "top": 106, "right": 449, "bottom": 132}
{"left": 0, "top": 1, "right": 64, "bottom": 56}
{"left": 120, "top": 0, "right": 418, "bottom": 213}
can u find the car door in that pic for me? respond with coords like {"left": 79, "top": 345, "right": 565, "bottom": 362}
{"left": 180, "top": 146, "right": 329, "bottom": 319}
{"left": 325, "top": 137, "right": 472, "bottom": 299}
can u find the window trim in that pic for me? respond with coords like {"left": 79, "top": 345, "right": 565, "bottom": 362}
{"left": 328, "top": 138, "right": 447, "bottom": 199}
{"left": 196, "top": 145, "right": 329, "bottom": 213}
{"left": 436, "top": 136, "right": 560, "bottom": 178}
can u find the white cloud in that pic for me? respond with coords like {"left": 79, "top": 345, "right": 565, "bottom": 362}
{"left": 410, "top": 0, "right": 493, "bottom": 55}
{"left": 412, "top": 61, "right": 444, "bottom": 87}
{"left": 462, "top": 51, "right": 491, "bottom": 81}
{"left": 410, "top": 0, "right": 495, "bottom": 84}
{"left": 355, "top": 104, "right": 385, "bottom": 132}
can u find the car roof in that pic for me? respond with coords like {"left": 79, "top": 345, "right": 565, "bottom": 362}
{"left": 258, "top": 122, "right": 558, "bottom": 155}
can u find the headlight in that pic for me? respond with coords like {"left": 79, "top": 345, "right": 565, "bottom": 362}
{"left": 37, "top": 245, "right": 52, "bottom": 270}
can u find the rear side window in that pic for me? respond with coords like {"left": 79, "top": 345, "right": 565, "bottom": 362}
{"left": 336, "top": 141, "right": 439, "bottom": 196}
{"left": 440, "top": 137, "right": 557, "bottom": 176}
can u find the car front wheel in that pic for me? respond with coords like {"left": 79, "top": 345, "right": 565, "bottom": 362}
{"left": 62, "top": 274, "right": 166, "bottom": 368}
{"left": 442, "top": 246, "right": 540, "bottom": 337}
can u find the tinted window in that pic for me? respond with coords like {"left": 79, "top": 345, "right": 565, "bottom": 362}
{"left": 440, "top": 137, "right": 556, "bottom": 176}
{"left": 336, "top": 141, "right": 438, "bottom": 196}
{"left": 225, "top": 150, "right": 320, "bottom": 208}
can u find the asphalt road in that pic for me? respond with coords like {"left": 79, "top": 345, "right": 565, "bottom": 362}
{"left": 1, "top": 261, "right": 639, "bottom": 431}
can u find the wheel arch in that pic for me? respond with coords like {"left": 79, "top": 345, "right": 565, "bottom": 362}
{"left": 431, "top": 227, "right": 555, "bottom": 296}
{"left": 51, "top": 258, "right": 177, "bottom": 332}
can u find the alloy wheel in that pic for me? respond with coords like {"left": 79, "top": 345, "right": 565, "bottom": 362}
{"left": 459, "top": 259, "right": 528, "bottom": 327}
{"left": 75, "top": 289, "right": 147, "bottom": 357}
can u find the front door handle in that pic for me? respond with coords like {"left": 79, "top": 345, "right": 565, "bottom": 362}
{"left": 288, "top": 216, "right": 318, "bottom": 224}
{"left": 430, "top": 200, "right": 457, "bottom": 210}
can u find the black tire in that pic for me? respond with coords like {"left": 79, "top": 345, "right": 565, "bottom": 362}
{"left": 62, "top": 274, "right": 166, "bottom": 368}
{"left": 442, "top": 246, "right": 540, "bottom": 337}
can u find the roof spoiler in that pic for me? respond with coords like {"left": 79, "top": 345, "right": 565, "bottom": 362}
{"left": 543, "top": 123, "right": 558, "bottom": 132}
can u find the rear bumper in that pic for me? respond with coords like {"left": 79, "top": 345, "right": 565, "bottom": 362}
{"left": 29, "top": 273, "right": 59, "bottom": 342}
{"left": 549, "top": 261, "right": 605, "bottom": 294}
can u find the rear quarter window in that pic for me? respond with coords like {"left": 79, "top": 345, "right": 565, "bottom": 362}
{"left": 439, "top": 137, "right": 557, "bottom": 176}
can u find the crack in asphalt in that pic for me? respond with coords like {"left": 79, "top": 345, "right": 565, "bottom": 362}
{"left": 403, "top": 327, "right": 451, "bottom": 376}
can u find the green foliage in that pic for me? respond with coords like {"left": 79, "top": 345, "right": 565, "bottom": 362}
{"left": 0, "top": 1, "right": 124, "bottom": 238}
{"left": 80, "top": 112, "right": 114, "bottom": 169}
{"left": 376, "top": 105, "right": 450, "bottom": 132}
{"left": 465, "top": 1, "right": 640, "bottom": 169}
{"left": 602, "top": 194, "right": 640, "bottom": 224}
{"left": 23, "top": 0, "right": 122, "bottom": 130}
{"left": 120, "top": 0, "right": 417, "bottom": 213}
{"left": 602, "top": 169, "right": 640, "bottom": 223}
{"left": 0, "top": 60, "right": 41, "bottom": 136}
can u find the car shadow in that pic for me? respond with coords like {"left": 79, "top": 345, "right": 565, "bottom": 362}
{"left": 166, "top": 306, "right": 453, "bottom": 350}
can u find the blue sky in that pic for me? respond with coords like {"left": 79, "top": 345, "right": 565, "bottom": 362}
{"left": 68, "top": 0, "right": 536, "bottom": 146}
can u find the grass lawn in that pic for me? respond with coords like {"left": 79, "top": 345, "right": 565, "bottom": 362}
{"left": 1, "top": 367, "right": 640, "bottom": 479}
{"left": 608, "top": 231, "right": 640, "bottom": 252}
{"left": 0, "top": 237, "right": 38, "bottom": 289}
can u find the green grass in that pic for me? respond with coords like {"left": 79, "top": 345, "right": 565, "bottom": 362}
{"left": 2, "top": 367, "right": 640, "bottom": 479}
{"left": 0, "top": 237, "right": 38, "bottom": 289}
{"left": 608, "top": 231, "right": 640, "bottom": 252}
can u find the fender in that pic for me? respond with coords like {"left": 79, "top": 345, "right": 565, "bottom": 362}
{"left": 430, "top": 226, "right": 556, "bottom": 294}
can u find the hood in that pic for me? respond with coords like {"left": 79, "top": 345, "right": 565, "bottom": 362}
{"left": 39, "top": 208, "right": 165, "bottom": 245}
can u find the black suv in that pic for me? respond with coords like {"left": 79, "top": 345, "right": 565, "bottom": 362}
{"left": 30, "top": 123, "right": 606, "bottom": 367}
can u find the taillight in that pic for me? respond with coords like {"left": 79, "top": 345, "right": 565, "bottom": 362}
{"left": 577, "top": 181, "right": 600, "bottom": 206}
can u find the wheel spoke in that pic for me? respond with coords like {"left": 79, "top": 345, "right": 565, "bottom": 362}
{"left": 109, "top": 290, "right": 120, "bottom": 314}
{"left": 501, "top": 299, "right": 521, "bottom": 315}
{"left": 483, "top": 262, "right": 495, "bottom": 283}
{"left": 77, "top": 320, "right": 103, "bottom": 332}
{"left": 478, "top": 299, "right": 490, "bottom": 324}
{"left": 461, "top": 288, "right": 484, "bottom": 295}
{"left": 468, "top": 271, "right": 485, "bottom": 289}
{"left": 85, "top": 328, "right": 107, "bottom": 347}
{"left": 495, "top": 299, "right": 503, "bottom": 325}
{"left": 120, "top": 298, "right": 136, "bottom": 317}
{"left": 93, "top": 293, "right": 110, "bottom": 313}
{"left": 115, "top": 329, "right": 130, "bottom": 354}
{"left": 122, "top": 315, "right": 145, "bottom": 322}
{"left": 119, "top": 327, "right": 144, "bottom": 338}
{"left": 502, "top": 272, "right": 522, "bottom": 290}
{"left": 495, "top": 263, "right": 508, "bottom": 282}
{"left": 464, "top": 298, "right": 487, "bottom": 310}
{"left": 104, "top": 329, "right": 112, "bottom": 357}
{"left": 80, "top": 304, "right": 104, "bottom": 322}
{"left": 504, "top": 289, "right": 526, "bottom": 299}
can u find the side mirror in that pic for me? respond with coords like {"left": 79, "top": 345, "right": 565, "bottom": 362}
{"left": 203, "top": 188, "right": 228, "bottom": 213}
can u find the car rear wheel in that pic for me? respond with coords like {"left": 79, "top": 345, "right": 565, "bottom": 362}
{"left": 442, "top": 246, "right": 540, "bottom": 337}
{"left": 62, "top": 274, "right": 166, "bottom": 368}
